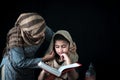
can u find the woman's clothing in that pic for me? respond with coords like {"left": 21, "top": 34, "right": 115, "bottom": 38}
{"left": 0, "top": 26, "right": 54, "bottom": 80}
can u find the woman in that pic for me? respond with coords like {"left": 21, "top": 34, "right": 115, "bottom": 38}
{"left": 0, "top": 12, "right": 54, "bottom": 80}
{"left": 38, "top": 30, "right": 79, "bottom": 80}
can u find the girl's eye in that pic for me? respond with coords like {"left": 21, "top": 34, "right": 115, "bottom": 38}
{"left": 62, "top": 45, "right": 66, "bottom": 48}
{"left": 55, "top": 45, "right": 59, "bottom": 48}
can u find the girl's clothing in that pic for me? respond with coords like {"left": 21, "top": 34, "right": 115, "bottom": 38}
{"left": 43, "top": 30, "right": 79, "bottom": 80}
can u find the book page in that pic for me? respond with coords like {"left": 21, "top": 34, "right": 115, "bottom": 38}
{"left": 58, "top": 63, "right": 81, "bottom": 73}
{"left": 38, "top": 61, "right": 61, "bottom": 76}
{"left": 38, "top": 62, "right": 81, "bottom": 77}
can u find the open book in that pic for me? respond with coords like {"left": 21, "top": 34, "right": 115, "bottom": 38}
{"left": 38, "top": 61, "right": 82, "bottom": 77}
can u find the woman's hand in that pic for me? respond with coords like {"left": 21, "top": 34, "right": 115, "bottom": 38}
{"left": 42, "top": 51, "right": 55, "bottom": 62}
{"left": 69, "top": 42, "right": 77, "bottom": 53}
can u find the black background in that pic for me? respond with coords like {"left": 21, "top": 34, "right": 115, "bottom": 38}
{"left": 0, "top": 0, "right": 119, "bottom": 80}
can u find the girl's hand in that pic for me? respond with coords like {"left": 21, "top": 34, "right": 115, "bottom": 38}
{"left": 61, "top": 53, "right": 71, "bottom": 65}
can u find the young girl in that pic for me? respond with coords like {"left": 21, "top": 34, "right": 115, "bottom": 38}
{"left": 38, "top": 30, "right": 79, "bottom": 80}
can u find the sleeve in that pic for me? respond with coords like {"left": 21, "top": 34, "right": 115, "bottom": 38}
{"left": 9, "top": 47, "right": 42, "bottom": 68}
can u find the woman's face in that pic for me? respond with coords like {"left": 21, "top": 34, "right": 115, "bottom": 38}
{"left": 54, "top": 40, "right": 69, "bottom": 57}
{"left": 21, "top": 27, "right": 45, "bottom": 39}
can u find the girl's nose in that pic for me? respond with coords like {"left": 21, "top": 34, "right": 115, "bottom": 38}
{"left": 59, "top": 48, "right": 63, "bottom": 54}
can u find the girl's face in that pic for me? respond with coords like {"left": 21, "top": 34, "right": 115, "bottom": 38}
{"left": 54, "top": 40, "right": 69, "bottom": 57}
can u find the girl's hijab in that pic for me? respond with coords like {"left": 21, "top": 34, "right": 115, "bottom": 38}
{"left": 45, "top": 30, "right": 79, "bottom": 63}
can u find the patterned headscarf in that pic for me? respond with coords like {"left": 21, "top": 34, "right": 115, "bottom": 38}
{"left": 6, "top": 12, "right": 46, "bottom": 50}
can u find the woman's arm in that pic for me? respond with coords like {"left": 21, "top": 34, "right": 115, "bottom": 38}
{"left": 9, "top": 47, "right": 42, "bottom": 68}
{"left": 9, "top": 47, "right": 54, "bottom": 68}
